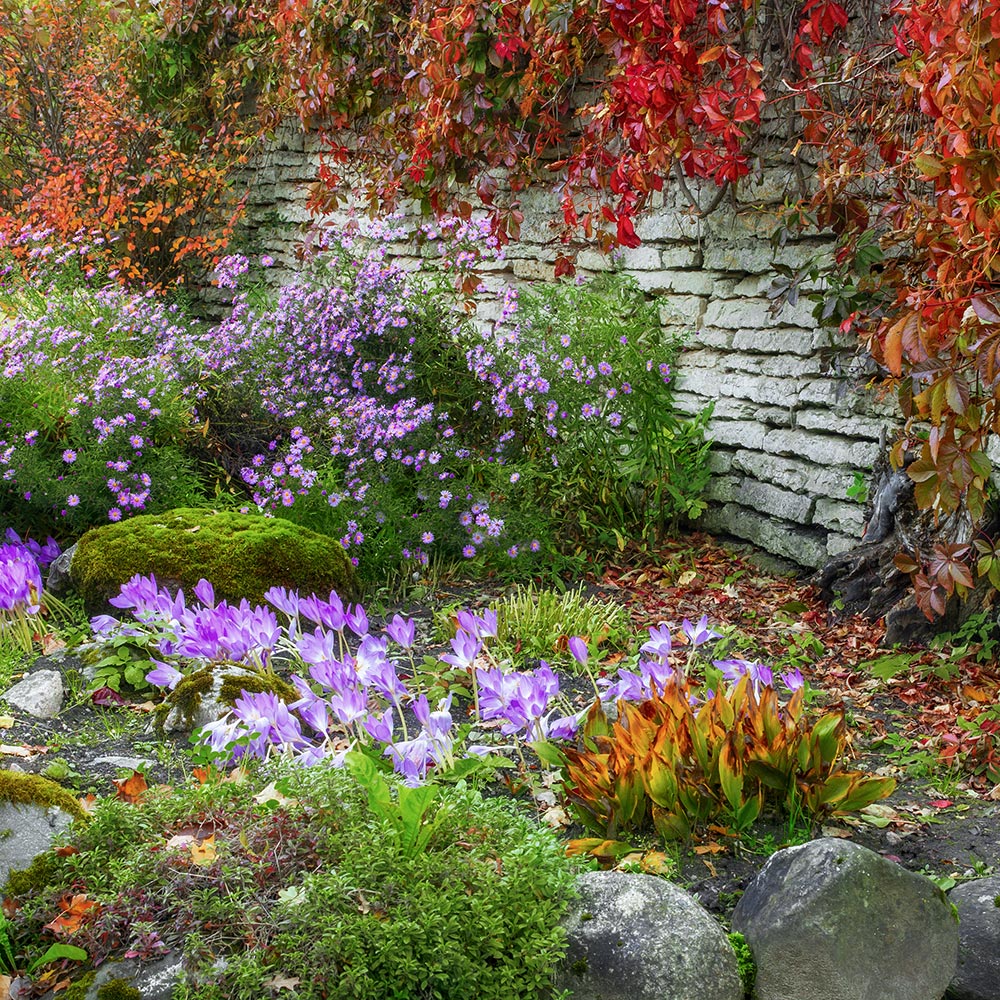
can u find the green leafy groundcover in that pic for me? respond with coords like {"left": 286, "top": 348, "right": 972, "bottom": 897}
{"left": 11, "top": 764, "right": 579, "bottom": 1000}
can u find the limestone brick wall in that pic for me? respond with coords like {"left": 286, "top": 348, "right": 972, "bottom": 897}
{"left": 237, "top": 125, "right": 895, "bottom": 570}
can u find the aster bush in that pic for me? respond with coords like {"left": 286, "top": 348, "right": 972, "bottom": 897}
{"left": 0, "top": 231, "right": 207, "bottom": 536}
{"left": 2, "top": 220, "right": 710, "bottom": 583}
{"left": 468, "top": 273, "right": 713, "bottom": 556}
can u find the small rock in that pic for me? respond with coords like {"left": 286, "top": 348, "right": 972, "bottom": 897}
{"left": 45, "top": 542, "right": 76, "bottom": 595}
{"left": 160, "top": 667, "right": 254, "bottom": 733}
{"left": 556, "top": 871, "right": 742, "bottom": 1000}
{"left": 947, "top": 876, "right": 1000, "bottom": 1000}
{"left": 3, "top": 670, "right": 64, "bottom": 719}
{"left": 0, "top": 801, "right": 74, "bottom": 886}
{"left": 90, "top": 756, "right": 155, "bottom": 771}
{"left": 732, "top": 838, "right": 958, "bottom": 1000}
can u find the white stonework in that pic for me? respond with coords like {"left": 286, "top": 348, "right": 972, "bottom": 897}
{"left": 234, "top": 123, "right": 895, "bottom": 569}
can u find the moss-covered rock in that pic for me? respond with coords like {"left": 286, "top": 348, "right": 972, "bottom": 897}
{"left": 154, "top": 664, "right": 299, "bottom": 734}
{"left": 70, "top": 508, "right": 357, "bottom": 615}
{"left": 0, "top": 771, "right": 88, "bottom": 823}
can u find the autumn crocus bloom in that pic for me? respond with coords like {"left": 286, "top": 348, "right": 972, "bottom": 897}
{"left": 681, "top": 614, "right": 721, "bottom": 647}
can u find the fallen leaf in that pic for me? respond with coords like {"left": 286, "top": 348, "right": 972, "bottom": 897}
{"left": 541, "top": 804, "right": 571, "bottom": 828}
{"left": 0, "top": 717, "right": 14, "bottom": 730}
{"left": 78, "top": 793, "right": 98, "bottom": 814}
{"left": 693, "top": 842, "right": 726, "bottom": 855}
{"left": 263, "top": 973, "right": 300, "bottom": 991}
{"left": 638, "top": 850, "right": 674, "bottom": 876}
{"left": 40, "top": 634, "right": 66, "bottom": 655}
{"left": 164, "top": 833, "right": 198, "bottom": 850}
{"left": 927, "top": 799, "right": 953, "bottom": 809}
{"left": 189, "top": 834, "right": 217, "bottom": 867}
{"left": 54, "top": 845, "right": 79, "bottom": 857}
{"left": 51, "top": 979, "right": 72, "bottom": 994}
{"left": 43, "top": 894, "right": 99, "bottom": 936}
{"left": 113, "top": 770, "right": 148, "bottom": 804}
{"left": 253, "top": 781, "right": 297, "bottom": 808}
{"left": 0, "top": 973, "right": 9, "bottom": 1000}
{"left": 702, "top": 859, "right": 718, "bottom": 876}
{"left": 128, "top": 701, "right": 156, "bottom": 714}
{"left": 820, "top": 825, "right": 854, "bottom": 839}
{"left": 0, "top": 745, "right": 31, "bottom": 758}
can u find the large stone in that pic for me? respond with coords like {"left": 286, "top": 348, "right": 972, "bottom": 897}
{"left": 3, "top": 670, "right": 63, "bottom": 719}
{"left": 556, "top": 871, "right": 742, "bottom": 1000}
{"left": 0, "top": 772, "right": 85, "bottom": 887}
{"left": 70, "top": 508, "right": 358, "bottom": 616}
{"left": 732, "top": 838, "right": 959, "bottom": 1000}
{"left": 947, "top": 876, "right": 1000, "bottom": 1000}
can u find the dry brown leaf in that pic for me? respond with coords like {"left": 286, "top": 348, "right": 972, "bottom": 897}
{"left": 820, "top": 826, "right": 854, "bottom": 839}
{"left": 263, "top": 973, "right": 301, "bottom": 991}
{"left": 43, "top": 894, "right": 99, "bottom": 936}
{"left": 253, "top": 781, "right": 297, "bottom": 808}
{"left": 541, "top": 804, "right": 571, "bottom": 828}
{"left": 0, "top": 972, "right": 10, "bottom": 1000}
{"left": 693, "top": 842, "right": 726, "bottom": 855}
{"left": 0, "top": 744, "right": 33, "bottom": 758}
{"left": 112, "top": 770, "right": 148, "bottom": 804}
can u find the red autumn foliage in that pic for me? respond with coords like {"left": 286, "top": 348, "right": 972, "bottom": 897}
{"left": 0, "top": 0, "right": 257, "bottom": 285}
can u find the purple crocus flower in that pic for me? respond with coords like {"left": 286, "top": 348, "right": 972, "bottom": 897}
{"left": 146, "top": 661, "right": 183, "bottom": 690}
{"left": 193, "top": 578, "right": 215, "bottom": 609}
{"left": 681, "top": 614, "right": 721, "bottom": 647}
{"left": 385, "top": 613, "right": 415, "bottom": 649}
{"left": 264, "top": 585, "right": 300, "bottom": 618}
{"left": 345, "top": 603, "right": 369, "bottom": 638}
{"left": 781, "top": 668, "right": 805, "bottom": 692}
{"left": 384, "top": 735, "right": 434, "bottom": 786}
{"left": 640, "top": 623, "right": 673, "bottom": 661}
{"left": 567, "top": 636, "right": 588, "bottom": 666}
{"left": 440, "top": 628, "right": 481, "bottom": 670}
{"left": 364, "top": 709, "right": 394, "bottom": 744}
{"left": 298, "top": 592, "right": 346, "bottom": 631}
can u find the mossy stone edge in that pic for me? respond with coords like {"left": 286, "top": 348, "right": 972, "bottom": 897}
{"left": 71, "top": 508, "right": 357, "bottom": 614}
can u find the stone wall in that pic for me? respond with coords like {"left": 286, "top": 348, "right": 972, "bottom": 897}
{"left": 238, "top": 124, "right": 896, "bottom": 570}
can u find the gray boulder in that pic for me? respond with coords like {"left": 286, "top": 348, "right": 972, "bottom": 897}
{"left": 556, "top": 870, "right": 742, "bottom": 1000}
{"left": 160, "top": 666, "right": 256, "bottom": 733}
{"left": 0, "top": 801, "right": 74, "bottom": 886}
{"left": 948, "top": 876, "right": 1000, "bottom": 1000}
{"left": 732, "top": 838, "right": 959, "bottom": 1000}
{"left": 3, "top": 670, "right": 64, "bottom": 718}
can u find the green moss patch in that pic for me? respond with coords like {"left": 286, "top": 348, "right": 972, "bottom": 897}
{"left": 71, "top": 508, "right": 357, "bottom": 615}
{"left": 0, "top": 771, "right": 88, "bottom": 823}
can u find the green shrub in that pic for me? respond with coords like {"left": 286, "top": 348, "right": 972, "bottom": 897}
{"left": 10, "top": 765, "right": 577, "bottom": 1000}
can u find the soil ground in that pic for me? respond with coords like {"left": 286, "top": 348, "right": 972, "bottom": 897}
{"left": 5, "top": 531, "right": 1000, "bottom": 924}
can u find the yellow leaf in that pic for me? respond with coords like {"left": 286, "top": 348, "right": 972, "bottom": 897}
{"left": 189, "top": 834, "right": 217, "bottom": 867}
{"left": 0, "top": 718, "right": 15, "bottom": 730}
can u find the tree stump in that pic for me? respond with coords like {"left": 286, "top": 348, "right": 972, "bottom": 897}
{"left": 813, "top": 456, "right": 996, "bottom": 646}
